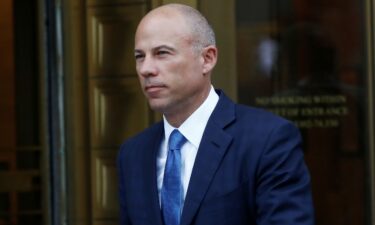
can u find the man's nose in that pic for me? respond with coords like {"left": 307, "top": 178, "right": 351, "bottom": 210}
{"left": 138, "top": 56, "right": 158, "bottom": 77}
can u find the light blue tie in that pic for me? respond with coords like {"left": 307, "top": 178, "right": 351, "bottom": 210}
{"left": 161, "top": 129, "right": 186, "bottom": 225}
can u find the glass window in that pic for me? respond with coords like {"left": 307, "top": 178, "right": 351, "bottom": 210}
{"left": 236, "top": 0, "right": 370, "bottom": 224}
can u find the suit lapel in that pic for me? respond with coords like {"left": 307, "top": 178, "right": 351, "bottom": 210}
{"left": 138, "top": 122, "right": 164, "bottom": 225}
{"left": 180, "top": 91, "right": 235, "bottom": 225}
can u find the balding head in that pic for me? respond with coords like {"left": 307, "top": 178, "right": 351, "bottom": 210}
{"left": 134, "top": 3, "right": 218, "bottom": 126}
{"left": 138, "top": 4, "right": 216, "bottom": 52}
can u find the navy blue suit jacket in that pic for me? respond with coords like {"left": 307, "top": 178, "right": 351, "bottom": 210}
{"left": 117, "top": 90, "right": 314, "bottom": 225}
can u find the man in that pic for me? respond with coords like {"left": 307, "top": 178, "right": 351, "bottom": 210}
{"left": 117, "top": 3, "right": 314, "bottom": 225}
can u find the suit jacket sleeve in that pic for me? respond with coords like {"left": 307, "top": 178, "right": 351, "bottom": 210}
{"left": 255, "top": 122, "right": 314, "bottom": 225}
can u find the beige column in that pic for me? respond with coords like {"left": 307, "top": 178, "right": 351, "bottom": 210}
{"left": 200, "top": 0, "right": 238, "bottom": 100}
{"left": 154, "top": 0, "right": 197, "bottom": 8}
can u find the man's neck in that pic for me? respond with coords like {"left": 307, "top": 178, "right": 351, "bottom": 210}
{"left": 164, "top": 86, "right": 212, "bottom": 127}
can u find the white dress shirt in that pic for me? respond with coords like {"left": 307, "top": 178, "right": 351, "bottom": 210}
{"left": 156, "top": 86, "right": 219, "bottom": 208}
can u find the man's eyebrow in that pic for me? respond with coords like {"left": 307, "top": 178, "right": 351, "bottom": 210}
{"left": 154, "top": 45, "right": 175, "bottom": 51}
{"left": 134, "top": 45, "right": 176, "bottom": 54}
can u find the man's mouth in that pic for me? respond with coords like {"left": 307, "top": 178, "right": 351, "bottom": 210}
{"left": 145, "top": 84, "right": 166, "bottom": 95}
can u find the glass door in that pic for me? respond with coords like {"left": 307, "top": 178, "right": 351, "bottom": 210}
{"left": 0, "top": 0, "right": 48, "bottom": 224}
{"left": 235, "top": 0, "right": 374, "bottom": 224}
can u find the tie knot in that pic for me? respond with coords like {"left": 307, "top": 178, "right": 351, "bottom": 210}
{"left": 168, "top": 129, "right": 186, "bottom": 150}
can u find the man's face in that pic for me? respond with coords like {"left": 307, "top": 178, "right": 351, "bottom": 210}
{"left": 134, "top": 10, "right": 210, "bottom": 117}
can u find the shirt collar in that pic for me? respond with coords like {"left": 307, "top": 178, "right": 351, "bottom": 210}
{"left": 163, "top": 86, "right": 219, "bottom": 148}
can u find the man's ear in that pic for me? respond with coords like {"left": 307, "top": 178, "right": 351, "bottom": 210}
{"left": 201, "top": 45, "right": 218, "bottom": 75}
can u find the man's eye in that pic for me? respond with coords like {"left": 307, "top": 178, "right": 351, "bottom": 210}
{"left": 135, "top": 54, "right": 144, "bottom": 60}
{"left": 157, "top": 50, "right": 169, "bottom": 55}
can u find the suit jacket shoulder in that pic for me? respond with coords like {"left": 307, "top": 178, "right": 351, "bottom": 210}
{"left": 118, "top": 121, "right": 165, "bottom": 225}
{"left": 186, "top": 90, "right": 314, "bottom": 225}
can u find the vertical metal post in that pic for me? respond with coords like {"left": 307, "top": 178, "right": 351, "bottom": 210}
{"left": 43, "top": 0, "right": 67, "bottom": 224}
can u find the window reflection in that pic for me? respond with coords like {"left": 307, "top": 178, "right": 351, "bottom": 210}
{"left": 257, "top": 37, "right": 278, "bottom": 77}
{"left": 236, "top": 0, "right": 368, "bottom": 224}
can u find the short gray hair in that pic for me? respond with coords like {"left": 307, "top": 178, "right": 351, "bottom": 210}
{"left": 166, "top": 4, "right": 216, "bottom": 51}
